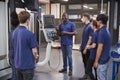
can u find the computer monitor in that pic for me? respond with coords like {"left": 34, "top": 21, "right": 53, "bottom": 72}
{"left": 43, "top": 15, "right": 55, "bottom": 28}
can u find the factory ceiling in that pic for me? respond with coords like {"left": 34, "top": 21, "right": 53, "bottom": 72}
{"left": 50, "top": 0, "right": 108, "bottom": 4}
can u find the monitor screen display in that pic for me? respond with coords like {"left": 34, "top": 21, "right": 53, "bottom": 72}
{"left": 43, "top": 15, "right": 55, "bottom": 28}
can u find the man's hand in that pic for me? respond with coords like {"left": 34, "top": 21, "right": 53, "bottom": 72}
{"left": 55, "top": 26, "right": 59, "bottom": 31}
{"left": 32, "top": 48, "right": 39, "bottom": 60}
{"left": 61, "top": 31, "right": 76, "bottom": 35}
{"left": 83, "top": 49, "right": 87, "bottom": 54}
{"left": 94, "top": 61, "right": 98, "bottom": 68}
{"left": 35, "top": 54, "right": 39, "bottom": 60}
{"left": 61, "top": 31, "right": 67, "bottom": 35}
{"left": 86, "top": 45, "right": 90, "bottom": 49}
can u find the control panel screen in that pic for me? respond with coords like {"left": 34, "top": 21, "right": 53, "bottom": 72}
{"left": 43, "top": 15, "right": 55, "bottom": 28}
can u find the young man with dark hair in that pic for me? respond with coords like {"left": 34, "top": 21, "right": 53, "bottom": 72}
{"left": 57, "top": 12, "right": 76, "bottom": 76}
{"left": 80, "top": 13, "right": 93, "bottom": 78}
{"left": 94, "top": 14, "right": 111, "bottom": 80}
{"left": 12, "top": 11, "right": 38, "bottom": 80}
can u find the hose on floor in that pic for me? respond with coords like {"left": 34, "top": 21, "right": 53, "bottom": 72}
{"left": 48, "top": 46, "right": 61, "bottom": 71}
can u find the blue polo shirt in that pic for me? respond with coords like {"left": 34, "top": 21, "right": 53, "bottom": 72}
{"left": 80, "top": 22, "right": 93, "bottom": 50}
{"left": 89, "top": 30, "right": 99, "bottom": 60}
{"left": 13, "top": 26, "right": 37, "bottom": 69}
{"left": 98, "top": 26, "right": 111, "bottom": 64}
{"left": 59, "top": 21, "right": 76, "bottom": 45}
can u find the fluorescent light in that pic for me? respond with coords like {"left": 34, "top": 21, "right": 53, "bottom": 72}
{"left": 83, "top": 5, "right": 88, "bottom": 8}
{"left": 100, "top": 11, "right": 105, "bottom": 14}
{"left": 89, "top": 7, "right": 93, "bottom": 9}
{"left": 21, "top": 0, "right": 25, "bottom": 3}
{"left": 63, "top": 0, "right": 68, "bottom": 1}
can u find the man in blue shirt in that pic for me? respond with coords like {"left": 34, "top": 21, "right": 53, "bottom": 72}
{"left": 83, "top": 20, "right": 99, "bottom": 80}
{"left": 80, "top": 13, "right": 93, "bottom": 77}
{"left": 56, "top": 12, "right": 76, "bottom": 76}
{"left": 12, "top": 11, "right": 38, "bottom": 80}
{"left": 94, "top": 14, "right": 111, "bottom": 80}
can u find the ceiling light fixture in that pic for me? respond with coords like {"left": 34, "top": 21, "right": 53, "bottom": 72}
{"left": 63, "top": 0, "right": 69, "bottom": 2}
{"left": 89, "top": 7, "right": 93, "bottom": 9}
{"left": 21, "top": 0, "right": 25, "bottom": 3}
{"left": 83, "top": 5, "right": 88, "bottom": 8}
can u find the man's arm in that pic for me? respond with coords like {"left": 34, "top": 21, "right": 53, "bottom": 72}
{"left": 61, "top": 22, "right": 76, "bottom": 35}
{"left": 56, "top": 29, "right": 62, "bottom": 36}
{"left": 83, "top": 36, "right": 92, "bottom": 54}
{"left": 87, "top": 36, "right": 92, "bottom": 45}
{"left": 55, "top": 25, "right": 62, "bottom": 36}
{"left": 94, "top": 43, "right": 103, "bottom": 68}
{"left": 61, "top": 31, "right": 76, "bottom": 35}
{"left": 32, "top": 48, "right": 39, "bottom": 60}
{"left": 86, "top": 43, "right": 96, "bottom": 49}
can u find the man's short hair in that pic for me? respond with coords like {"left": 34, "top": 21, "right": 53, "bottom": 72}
{"left": 62, "top": 12, "right": 68, "bottom": 18}
{"left": 83, "top": 13, "right": 90, "bottom": 20}
{"left": 18, "top": 11, "right": 30, "bottom": 24}
{"left": 96, "top": 14, "right": 108, "bottom": 25}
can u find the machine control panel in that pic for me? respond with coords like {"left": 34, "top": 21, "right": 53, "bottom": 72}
{"left": 43, "top": 15, "right": 59, "bottom": 42}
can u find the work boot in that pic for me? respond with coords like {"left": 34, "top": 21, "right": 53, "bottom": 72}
{"left": 59, "top": 69, "right": 67, "bottom": 73}
{"left": 68, "top": 70, "right": 72, "bottom": 76}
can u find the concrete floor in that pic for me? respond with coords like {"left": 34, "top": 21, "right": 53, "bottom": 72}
{"left": 33, "top": 43, "right": 113, "bottom": 80}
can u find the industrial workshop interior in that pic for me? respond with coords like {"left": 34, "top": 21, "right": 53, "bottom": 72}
{"left": 0, "top": 0, "right": 120, "bottom": 80}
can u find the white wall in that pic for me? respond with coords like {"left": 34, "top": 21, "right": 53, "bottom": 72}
{"left": 0, "top": 2, "right": 9, "bottom": 69}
